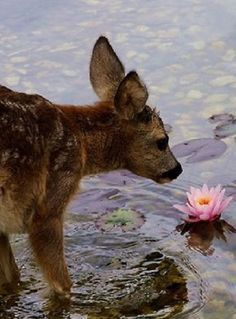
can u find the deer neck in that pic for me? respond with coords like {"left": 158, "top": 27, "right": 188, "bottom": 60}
{"left": 58, "top": 102, "right": 125, "bottom": 176}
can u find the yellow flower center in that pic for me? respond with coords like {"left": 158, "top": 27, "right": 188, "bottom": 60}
{"left": 197, "top": 197, "right": 211, "bottom": 205}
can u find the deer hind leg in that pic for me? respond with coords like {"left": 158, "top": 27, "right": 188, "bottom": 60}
{"left": 0, "top": 233, "right": 20, "bottom": 291}
{"left": 28, "top": 214, "right": 72, "bottom": 297}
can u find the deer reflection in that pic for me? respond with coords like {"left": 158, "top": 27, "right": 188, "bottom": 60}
{"left": 176, "top": 220, "right": 236, "bottom": 256}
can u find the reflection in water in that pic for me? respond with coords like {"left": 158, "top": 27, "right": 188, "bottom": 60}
{"left": 176, "top": 220, "right": 236, "bottom": 256}
{"left": 0, "top": 0, "right": 236, "bottom": 317}
{"left": 0, "top": 251, "right": 188, "bottom": 319}
{"left": 47, "top": 252, "right": 188, "bottom": 319}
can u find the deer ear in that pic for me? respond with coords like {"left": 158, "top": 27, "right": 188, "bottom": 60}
{"left": 114, "top": 71, "right": 148, "bottom": 120}
{"left": 90, "top": 36, "right": 125, "bottom": 101}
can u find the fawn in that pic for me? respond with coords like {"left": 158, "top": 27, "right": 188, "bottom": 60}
{"left": 0, "top": 36, "right": 182, "bottom": 297}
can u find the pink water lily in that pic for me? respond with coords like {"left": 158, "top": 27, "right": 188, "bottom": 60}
{"left": 173, "top": 184, "right": 233, "bottom": 223}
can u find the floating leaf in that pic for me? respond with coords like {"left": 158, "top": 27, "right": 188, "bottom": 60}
{"left": 214, "top": 120, "right": 236, "bottom": 138}
{"left": 208, "top": 113, "right": 235, "bottom": 124}
{"left": 96, "top": 208, "right": 144, "bottom": 232}
{"left": 208, "top": 113, "right": 236, "bottom": 139}
{"left": 172, "top": 138, "right": 227, "bottom": 163}
{"left": 69, "top": 188, "right": 126, "bottom": 214}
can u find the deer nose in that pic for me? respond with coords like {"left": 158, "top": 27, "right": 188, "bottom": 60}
{"left": 161, "top": 162, "right": 183, "bottom": 180}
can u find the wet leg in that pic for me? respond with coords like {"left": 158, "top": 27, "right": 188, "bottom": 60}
{"left": 28, "top": 215, "right": 72, "bottom": 297}
{"left": 0, "top": 233, "right": 20, "bottom": 290}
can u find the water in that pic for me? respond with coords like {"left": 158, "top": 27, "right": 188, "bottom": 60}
{"left": 0, "top": 0, "right": 236, "bottom": 318}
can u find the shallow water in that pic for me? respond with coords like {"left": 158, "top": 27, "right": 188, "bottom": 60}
{"left": 0, "top": 0, "right": 236, "bottom": 318}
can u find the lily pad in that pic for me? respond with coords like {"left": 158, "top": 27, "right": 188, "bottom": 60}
{"left": 96, "top": 208, "right": 144, "bottom": 232}
{"left": 208, "top": 113, "right": 235, "bottom": 124}
{"left": 208, "top": 113, "right": 236, "bottom": 139}
{"left": 171, "top": 138, "right": 227, "bottom": 163}
{"left": 214, "top": 119, "right": 236, "bottom": 138}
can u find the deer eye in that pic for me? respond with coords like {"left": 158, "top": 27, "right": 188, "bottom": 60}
{"left": 156, "top": 135, "right": 169, "bottom": 150}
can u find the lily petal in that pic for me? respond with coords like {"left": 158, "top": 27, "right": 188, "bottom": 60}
{"left": 190, "top": 186, "right": 197, "bottom": 195}
{"left": 200, "top": 212, "right": 211, "bottom": 220}
{"left": 173, "top": 204, "right": 192, "bottom": 215}
{"left": 173, "top": 184, "right": 233, "bottom": 223}
{"left": 184, "top": 216, "right": 201, "bottom": 223}
{"left": 202, "top": 184, "right": 209, "bottom": 194}
{"left": 186, "top": 192, "right": 196, "bottom": 207}
{"left": 211, "top": 197, "right": 223, "bottom": 216}
{"left": 186, "top": 203, "right": 201, "bottom": 215}
{"left": 219, "top": 197, "right": 233, "bottom": 214}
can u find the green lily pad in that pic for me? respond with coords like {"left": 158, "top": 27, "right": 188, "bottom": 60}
{"left": 96, "top": 208, "right": 144, "bottom": 232}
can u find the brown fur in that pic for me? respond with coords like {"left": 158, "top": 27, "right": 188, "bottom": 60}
{"left": 0, "top": 37, "right": 182, "bottom": 296}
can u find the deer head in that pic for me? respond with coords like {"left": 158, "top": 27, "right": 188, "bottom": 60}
{"left": 90, "top": 36, "right": 182, "bottom": 183}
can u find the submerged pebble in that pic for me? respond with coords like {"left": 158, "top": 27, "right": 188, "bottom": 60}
{"left": 190, "top": 41, "right": 205, "bottom": 50}
{"left": 204, "top": 94, "right": 228, "bottom": 103}
{"left": 210, "top": 75, "right": 236, "bottom": 87}
{"left": 4, "top": 75, "right": 20, "bottom": 86}
{"left": 222, "top": 49, "right": 236, "bottom": 62}
{"left": 186, "top": 89, "right": 203, "bottom": 99}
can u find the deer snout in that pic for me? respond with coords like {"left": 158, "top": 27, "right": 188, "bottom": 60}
{"left": 161, "top": 162, "right": 183, "bottom": 180}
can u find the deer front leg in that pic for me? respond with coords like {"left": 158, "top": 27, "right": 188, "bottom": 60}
{"left": 0, "top": 233, "right": 20, "bottom": 291}
{"left": 28, "top": 215, "right": 72, "bottom": 297}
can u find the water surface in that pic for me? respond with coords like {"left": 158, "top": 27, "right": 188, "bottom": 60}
{"left": 0, "top": 0, "right": 236, "bottom": 318}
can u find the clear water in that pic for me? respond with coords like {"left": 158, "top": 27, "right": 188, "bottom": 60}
{"left": 0, "top": 0, "right": 236, "bottom": 318}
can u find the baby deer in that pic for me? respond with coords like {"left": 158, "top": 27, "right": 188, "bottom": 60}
{"left": 0, "top": 36, "right": 182, "bottom": 297}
